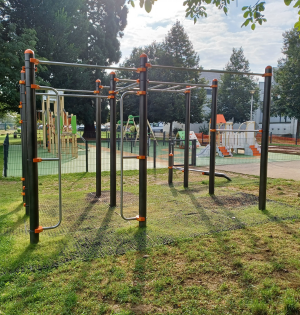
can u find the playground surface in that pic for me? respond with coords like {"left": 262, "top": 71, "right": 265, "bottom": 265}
{"left": 215, "top": 160, "right": 300, "bottom": 181}
{"left": 1, "top": 169, "right": 300, "bottom": 277}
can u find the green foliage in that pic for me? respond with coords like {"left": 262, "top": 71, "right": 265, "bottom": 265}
{"left": 218, "top": 47, "right": 259, "bottom": 123}
{"left": 272, "top": 28, "right": 300, "bottom": 135}
{"left": 0, "top": 0, "right": 128, "bottom": 130}
{"left": 132, "top": 0, "right": 300, "bottom": 31}
{"left": 120, "top": 21, "right": 206, "bottom": 134}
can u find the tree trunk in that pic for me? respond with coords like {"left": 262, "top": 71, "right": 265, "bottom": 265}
{"left": 169, "top": 121, "right": 173, "bottom": 140}
{"left": 83, "top": 123, "right": 96, "bottom": 140}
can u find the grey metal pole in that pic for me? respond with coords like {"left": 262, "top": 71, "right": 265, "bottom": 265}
{"left": 85, "top": 141, "right": 89, "bottom": 173}
{"left": 259, "top": 66, "right": 272, "bottom": 210}
{"left": 184, "top": 87, "right": 191, "bottom": 188}
{"left": 20, "top": 67, "right": 29, "bottom": 215}
{"left": 138, "top": 54, "right": 148, "bottom": 227}
{"left": 209, "top": 79, "right": 218, "bottom": 195}
{"left": 168, "top": 153, "right": 173, "bottom": 185}
{"left": 95, "top": 79, "right": 102, "bottom": 197}
{"left": 153, "top": 140, "right": 156, "bottom": 169}
{"left": 25, "top": 49, "right": 39, "bottom": 244}
{"left": 110, "top": 72, "right": 117, "bottom": 207}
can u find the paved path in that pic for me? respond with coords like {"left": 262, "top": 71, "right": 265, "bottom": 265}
{"left": 215, "top": 160, "right": 300, "bottom": 181}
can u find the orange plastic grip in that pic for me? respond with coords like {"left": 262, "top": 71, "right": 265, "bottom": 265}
{"left": 211, "top": 85, "right": 218, "bottom": 88}
{"left": 262, "top": 73, "right": 272, "bottom": 77}
{"left": 145, "top": 63, "right": 152, "bottom": 68}
{"left": 136, "top": 216, "right": 146, "bottom": 222}
{"left": 19, "top": 120, "right": 23, "bottom": 124}
{"left": 35, "top": 226, "right": 43, "bottom": 233}
{"left": 21, "top": 192, "right": 25, "bottom": 196}
{"left": 210, "top": 129, "right": 216, "bottom": 132}
{"left": 31, "top": 84, "right": 40, "bottom": 89}
{"left": 137, "top": 156, "right": 146, "bottom": 160}
{"left": 21, "top": 177, "right": 25, "bottom": 181}
{"left": 33, "top": 158, "right": 42, "bottom": 162}
{"left": 30, "top": 58, "right": 39, "bottom": 65}
{"left": 19, "top": 80, "right": 25, "bottom": 85}
{"left": 19, "top": 105, "right": 23, "bottom": 109}
{"left": 114, "top": 78, "right": 119, "bottom": 82}
{"left": 136, "top": 91, "right": 146, "bottom": 95}
{"left": 108, "top": 95, "right": 115, "bottom": 99}
{"left": 94, "top": 90, "right": 100, "bottom": 94}
{"left": 136, "top": 67, "right": 146, "bottom": 73}
{"left": 168, "top": 166, "right": 173, "bottom": 169}
{"left": 169, "top": 153, "right": 173, "bottom": 156}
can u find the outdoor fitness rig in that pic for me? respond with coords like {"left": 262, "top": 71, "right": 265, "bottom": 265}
{"left": 21, "top": 49, "right": 272, "bottom": 244}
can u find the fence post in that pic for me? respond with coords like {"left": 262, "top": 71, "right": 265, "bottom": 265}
{"left": 153, "top": 140, "right": 156, "bottom": 169}
{"left": 191, "top": 139, "right": 196, "bottom": 166}
{"left": 86, "top": 140, "right": 89, "bottom": 173}
{"left": 270, "top": 132, "right": 272, "bottom": 144}
{"left": 163, "top": 131, "right": 165, "bottom": 146}
{"left": 3, "top": 134, "right": 9, "bottom": 177}
{"left": 296, "top": 133, "right": 298, "bottom": 145}
{"left": 131, "top": 139, "right": 133, "bottom": 153}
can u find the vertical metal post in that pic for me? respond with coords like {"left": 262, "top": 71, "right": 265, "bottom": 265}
{"left": 110, "top": 72, "right": 117, "bottom": 207}
{"left": 131, "top": 140, "right": 133, "bottom": 153}
{"left": 3, "top": 134, "right": 8, "bottom": 177}
{"left": 168, "top": 152, "right": 173, "bottom": 185}
{"left": 209, "top": 79, "right": 218, "bottom": 195}
{"left": 138, "top": 54, "right": 148, "bottom": 227}
{"left": 259, "top": 66, "right": 272, "bottom": 210}
{"left": 20, "top": 67, "right": 29, "bottom": 215}
{"left": 25, "top": 49, "right": 39, "bottom": 244}
{"left": 184, "top": 87, "right": 191, "bottom": 188}
{"left": 163, "top": 131, "right": 165, "bottom": 145}
{"left": 153, "top": 140, "right": 156, "bottom": 169}
{"left": 192, "top": 139, "right": 196, "bottom": 166}
{"left": 96, "top": 79, "right": 101, "bottom": 197}
{"left": 270, "top": 132, "right": 272, "bottom": 144}
{"left": 85, "top": 141, "right": 89, "bottom": 173}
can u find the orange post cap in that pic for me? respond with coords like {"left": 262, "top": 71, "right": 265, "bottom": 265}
{"left": 140, "top": 53, "right": 147, "bottom": 58}
{"left": 110, "top": 71, "right": 116, "bottom": 75}
{"left": 96, "top": 79, "right": 101, "bottom": 82}
{"left": 24, "top": 49, "right": 34, "bottom": 54}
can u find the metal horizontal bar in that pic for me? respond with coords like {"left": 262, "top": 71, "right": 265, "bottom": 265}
{"left": 148, "top": 88, "right": 186, "bottom": 93}
{"left": 150, "top": 64, "right": 264, "bottom": 76}
{"left": 38, "top": 60, "right": 137, "bottom": 72}
{"left": 123, "top": 155, "right": 138, "bottom": 159}
{"left": 216, "top": 129, "right": 261, "bottom": 132}
{"left": 149, "top": 80, "right": 210, "bottom": 88}
{"left": 57, "top": 89, "right": 95, "bottom": 94}
{"left": 41, "top": 158, "right": 60, "bottom": 161}
{"left": 36, "top": 93, "right": 108, "bottom": 99}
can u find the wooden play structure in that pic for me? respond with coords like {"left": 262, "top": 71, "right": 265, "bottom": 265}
{"left": 118, "top": 115, "right": 158, "bottom": 144}
{"left": 198, "top": 114, "right": 261, "bottom": 158}
{"left": 41, "top": 91, "right": 78, "bottom": 158}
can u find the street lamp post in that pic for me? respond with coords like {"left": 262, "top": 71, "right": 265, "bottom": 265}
{"left": 250, "top": 90, "right": 255, "bottom": 121}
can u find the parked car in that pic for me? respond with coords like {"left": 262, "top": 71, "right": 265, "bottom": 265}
{"left": 77, "top": 124, "right": 84, "bottom": 131}
{"left": 150, "top": 122, "right": 164, "bottom": 133}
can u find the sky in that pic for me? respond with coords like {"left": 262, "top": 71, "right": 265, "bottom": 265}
{"left": 115, "top": 0, "right": 298, "bottom": 78}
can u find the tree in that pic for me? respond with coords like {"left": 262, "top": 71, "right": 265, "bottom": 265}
{"left": 272, "top": 28, "right": 300, "bottom": 137}
{"left": 129, "top": 0, "right": 300, "bottom": 31}
{"left": 217, "top": 47, "right": 259, "bottom": 123}
{"left": 0, "top": 0, "right": 128, "bottom": 137}
{"left": 0, "top": 22, "right": 38, "bottom": 112}
{"left": 119, "top": 21, "right": 207, "bottom": 136}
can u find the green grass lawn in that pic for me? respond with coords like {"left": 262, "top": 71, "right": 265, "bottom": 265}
{"left": 0, "top": 167, "right": 300, "bottom": 314}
